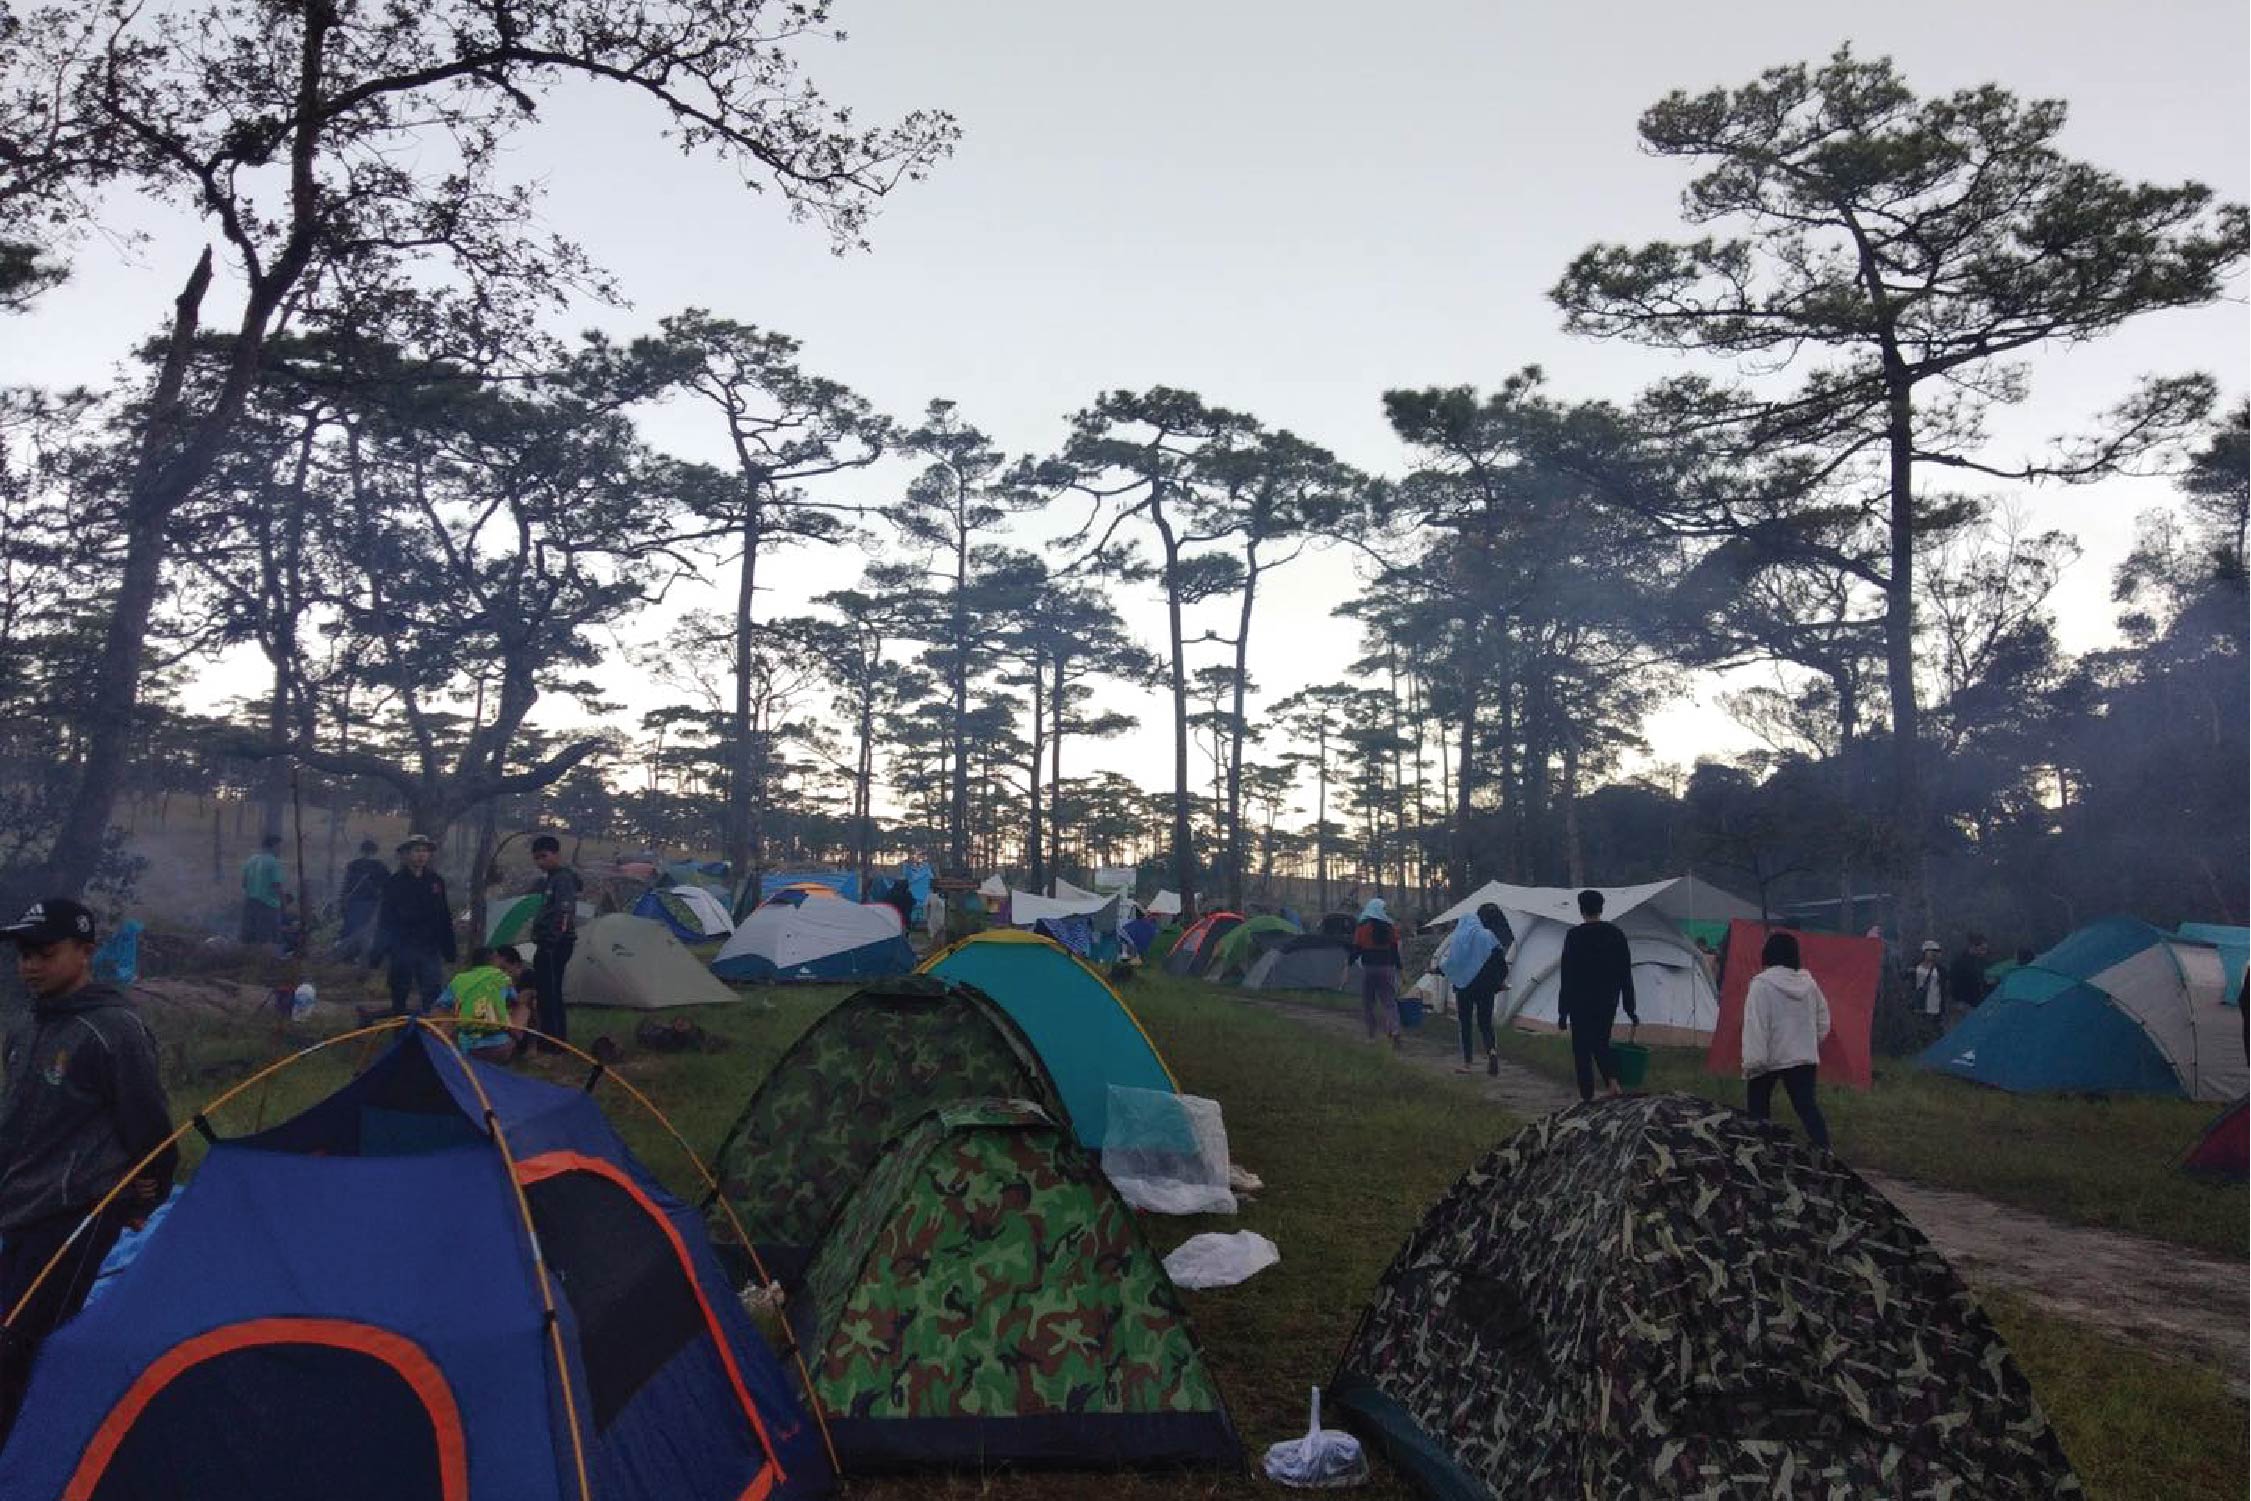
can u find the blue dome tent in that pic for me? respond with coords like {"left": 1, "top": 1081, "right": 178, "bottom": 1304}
{"left": 0, "top": 1024, "right": 830, "bottom": 1501}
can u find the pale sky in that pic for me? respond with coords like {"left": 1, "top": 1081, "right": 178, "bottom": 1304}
{"left": 9, "top": 0, "right": 2246, "bottom": 819}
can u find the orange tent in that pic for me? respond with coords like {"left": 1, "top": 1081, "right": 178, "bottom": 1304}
{"left": 1705, "top": 920, "right": 1881, "bottom": 1090}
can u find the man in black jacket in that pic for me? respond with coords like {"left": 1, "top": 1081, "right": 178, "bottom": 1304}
{"left": 1557, "top": 888, "right": 1639, "bottom": 1102}
{"left": 372, "top": 835, "right": 456, "bottom": 1016}
{"left": 0, "top": 898, "right": 175, "bottom": 1432}
{"left": 335, "top": 838, "right": 390, "bottom": 960}
{"left": 527, "top": 834, "right": 581, "bottom": 1052}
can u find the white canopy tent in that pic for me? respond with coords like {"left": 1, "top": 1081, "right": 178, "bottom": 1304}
{"left": 1426, "top": 878, "right": 1760, "bottom": 1046}
{"left": 1146, "top": 890, "right": 1183, "bottom": 918}
{"left": 1009, "top": 889, "right": 1123, "bottom": 929}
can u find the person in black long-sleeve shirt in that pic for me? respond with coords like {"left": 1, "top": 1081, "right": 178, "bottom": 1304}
{"left": 1557, "top": 888, "right": 1639, "bottom": 1102}
{"left": 371, "top": 835, "right": 456, "bottom": 1015}
{"left": 0, "top": 898, "right": 176, "bottom": 1435}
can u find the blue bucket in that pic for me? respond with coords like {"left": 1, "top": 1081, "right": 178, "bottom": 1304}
{"left": 1397, "top": 998, "right": 1425, "bottom": 1029}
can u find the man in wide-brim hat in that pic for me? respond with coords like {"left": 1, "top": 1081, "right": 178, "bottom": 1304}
{"left": 370, "top": 835, "right": 455, "bottom": 1015}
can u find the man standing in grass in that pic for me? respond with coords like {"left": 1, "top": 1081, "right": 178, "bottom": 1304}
{"left": 528, "top": 835, "right": 580, "bottom": 1053}
{"left": 238, "top": 833, "right": 284, "bottom": 947}
{"left": 371, "top": 835, "right": 455, "bottom": 1016}
{"left": 335, "top": 838, "right": 389, "bottom": 959}
{"left": 0, "top": 899, "right": 174, "bottom": 1434}
{"left": 1557, "top": 889, "right": 1638, "bottom": 1102}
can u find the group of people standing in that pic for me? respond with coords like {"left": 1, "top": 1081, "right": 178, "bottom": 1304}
{"left": 1352, "top": 888, "right": 1837, "bottom": 1151}
{"left": 353, "top": 833, "right": 580, "bottom": 1054}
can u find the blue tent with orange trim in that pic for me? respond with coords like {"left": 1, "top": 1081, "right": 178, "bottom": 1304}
{"left": 0, "top": 1027, "right": 829, "bottom": 1501}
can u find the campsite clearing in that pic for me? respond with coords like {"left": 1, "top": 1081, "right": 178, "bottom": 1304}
{"left": 136, "top": 966, "right": 2247, "bottom": 1500}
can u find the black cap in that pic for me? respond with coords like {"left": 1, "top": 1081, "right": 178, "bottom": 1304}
{"left": 1, "top": 898, "right": 97, "bottom": 946}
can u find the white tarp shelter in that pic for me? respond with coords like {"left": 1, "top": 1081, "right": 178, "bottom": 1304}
{"left": 1146, "top": 890, "right": 1184, "bottom": 918}
{"left": 1010, "top": 889, "right": 1123, "bottom": 930}
{"left": 1427, "top": 878, "right": 1761, "bottom": 1046}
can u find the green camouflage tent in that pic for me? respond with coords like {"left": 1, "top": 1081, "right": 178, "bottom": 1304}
{"left": 1333, "top": 1094, "right": 2080, "bottom": 1500}
{"left": 708, "top": 978, "right": 1067, "bottom": 1281}
{"left": 791, "top": 1098, "right": 1241, "bottom": 1473}
{"left": 1210, "top": 914, "right": 1298, "bottom": 979}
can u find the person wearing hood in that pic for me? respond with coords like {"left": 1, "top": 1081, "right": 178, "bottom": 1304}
{"left": 1741, "top": 929, "right": 1833, "bottom": 1150}
{"left": 0, "top": 899, "right": 175, "bottom": 1433}
{"left": 1351, "top": 898, "right": 1404, "bottom": 1049}
{"left": 1440, "top": 903, "right": 1513, "bottom": 1076}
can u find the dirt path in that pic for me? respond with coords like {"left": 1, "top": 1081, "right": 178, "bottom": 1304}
{"left": 1247, "top": 996, "right": 2249, "bottom": 1386}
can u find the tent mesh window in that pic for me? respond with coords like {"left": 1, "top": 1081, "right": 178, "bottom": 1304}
{"left": 84, "top": 1343, "right": 452, "bottom": 1501}
{"left": 524, "top": 1171, "right": 707, "bottom": 1431}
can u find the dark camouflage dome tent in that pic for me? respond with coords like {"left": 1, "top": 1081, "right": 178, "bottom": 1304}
{"left": 790, "top": 1098, "right": 1241, "bottom": 1473}
{"left": 708, "top": 977, "right": 1067, "bottom": 1282}
{"left": 1333, "top": 1095, "right": 2080, "bottom": 1500}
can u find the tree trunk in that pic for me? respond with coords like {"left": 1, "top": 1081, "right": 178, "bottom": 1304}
{"left": 467, "top": 797, "right": 500, "bottom": 941}
{"left": 948, "top": 535, "right": 970, "bottom": 872}
{"left": 1026, "top": 666, "right": 1047, "bottom": 892}
{"left": 728, "top": 501, "right": 762, "bottom": 885}
{"left": 1881, "top": 376, "right": 1933, "bottom": 940}
{"left": 1048, "top": 656, "right": 1066, "bottom": 882}
{"left": 1315, "top": 724, "right": 1330, "bottom": 914}
{"left": 45, "top": 251, "right": 217, "bottom": 895}
{"left": 1562, "top": 739, "right": 1585, "bottom": 888}
{"left": 1225, "top": 563, "right": 1257, "bottom": 911}
{"left": 1452, "top": 677, "right": 1477, "bottom": 899}
{"left": 1157, "top": 513, "right": 1197, "bottom": 920}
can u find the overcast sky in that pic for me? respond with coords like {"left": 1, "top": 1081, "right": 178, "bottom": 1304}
{"left": 10, "top": 0, "right": 2246, "bottom": 815}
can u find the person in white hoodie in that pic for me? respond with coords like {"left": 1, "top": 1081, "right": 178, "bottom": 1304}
{"left": 1740, "top": 929, "right": 1833, "bottom": 1150}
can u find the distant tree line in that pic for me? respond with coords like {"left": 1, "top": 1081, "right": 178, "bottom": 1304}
{"left": 2, "top": 29, "right": 2243, "bottom": 942}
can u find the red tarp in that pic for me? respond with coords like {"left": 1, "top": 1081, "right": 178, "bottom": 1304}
{"left": 2183, "top": 1099, "right": 2247, "bottom": 1182}
{"left": 1705, "top": 919, "right": 1881, "bottom": 1091}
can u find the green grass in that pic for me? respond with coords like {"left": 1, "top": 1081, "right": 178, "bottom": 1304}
{"left": 137, "top": 969, "right": 2245, "bottom": 1500}
{"left": 1987, "top": 1292, "right": 2251, "bottom": 1501}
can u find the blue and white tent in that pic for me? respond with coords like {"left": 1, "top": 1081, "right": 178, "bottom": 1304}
{"left": 1921, "top": 917, "right": 2245, "bottom": 1101}
{"left": 631, "top": 885, "right": 735, "bottom": 943}
{"left": 711, "top": 897, "right": 913, "bottom": 984}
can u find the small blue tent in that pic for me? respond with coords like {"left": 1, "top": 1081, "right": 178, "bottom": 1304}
{"left": 0, "top": 1027, "right": 829, "bottom": 1501}
{"left": 1920, "top": 917, "right": 2246, "bottom": 1102}
{"left": 918, "top": 931, "right": 1176, "bottom": 1148}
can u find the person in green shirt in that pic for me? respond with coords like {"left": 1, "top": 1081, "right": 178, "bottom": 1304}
{"left": 239, "top": 834, "right": 285, "bottom": 947}
{"left": 433, "top": 946, "right": 530, "bottom": 1060}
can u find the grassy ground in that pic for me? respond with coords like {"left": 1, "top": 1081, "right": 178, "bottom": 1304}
{"left": 1252, "top": 984, "right": 2248, "bottom": 1259}
{"left": 144, "top": 969, "right": 2246, "bottom": 1499}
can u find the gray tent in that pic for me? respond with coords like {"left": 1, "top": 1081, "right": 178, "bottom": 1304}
{"left": 1243, "top": 933, "right": 1352, "bottom": 992}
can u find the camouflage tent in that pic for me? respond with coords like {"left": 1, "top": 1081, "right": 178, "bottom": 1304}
{"left": 791, "top": 1098, "right": 1241, "bottom": 1473}
{"left": 708, "top": 977, "right": 1067, "bottom": 1281}
{"left": 1332, "top": 1094, "right": 2080, "bottom": 1500}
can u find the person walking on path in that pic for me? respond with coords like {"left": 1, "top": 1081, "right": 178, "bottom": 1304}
{"left": 1557, "top": 889, "right": 1638, "bottom": 1102}
{"left": 0, "top": 899, "right": 175, "bottom": 1436}
{"left": 238, "top": 833, "right": 285, "bottom": 946}
{"left": 527, "top": 835, "right": 581, "bottom": 1053}
{"left": 1440, "top": 903, "right": 1513, "bottom": 1075}
{"left": 370, "top": 835, "right": 455, "bottom": 1016}
{"left": 1741, "top": 929, "right": 1833, "bottom": 1150}
{"left": 1352, "top": 898, "right": 1405, "bottom": 1050}
{"left": 335, "top": 839, "right": 389, "bottom": 959}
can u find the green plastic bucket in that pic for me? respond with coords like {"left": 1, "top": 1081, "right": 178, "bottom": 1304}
{"left": 1610, "top": 1039, "right": 1651, "bottom": 1090}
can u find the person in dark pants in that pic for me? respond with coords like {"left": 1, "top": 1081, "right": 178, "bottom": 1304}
{"left": 528, "top": 834, "right": 581, "bottom": 1053}
{"left": 1556, "top": 889, "right": 1638, "bottom": 1102}
{"left": 1947, "top": 932, "right": 1993, "bottom": 1021}
{"left": 1740, "top": 929, "right": 1833, "bottom": 1150}
{"left": 1351, "top": 899, "right": 1405, "bottom": 1050}
{"left": 0, "top": 898, "right": 176, "bottom": 1437}
{"left": 371, "top": 835, "right": 455, "bottom": 1015}
{"left": 1439, "top": 903, "right": 1513, "bottom": 1076}
{"left": 335, "top": 838, "right": 389, "bottom": 959}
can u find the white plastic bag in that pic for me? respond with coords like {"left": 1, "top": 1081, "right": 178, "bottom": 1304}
{"left": 1103, "top": 1085, "right": 1236, "bottom": 1215}
{"left": 1162, "top": 1230, "right": 1279, "bottom": 1290}
{"left": 1263, "top": 1386, "right": 1369, "bottom": 1489}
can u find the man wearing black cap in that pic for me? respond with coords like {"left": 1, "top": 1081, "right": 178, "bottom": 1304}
{"left": 370, "top": 836, "right": 456, "bottom": 1016}
{"left": 0, "top": 899, "right": 175, "bottom": 1431}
